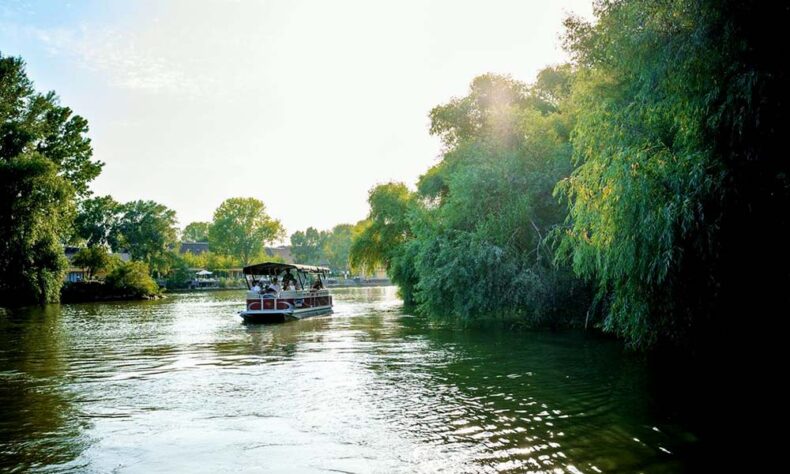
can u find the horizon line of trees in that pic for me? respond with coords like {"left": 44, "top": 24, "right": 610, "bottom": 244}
{"left": 288, "top": 223, "right": 367, "bottom": 275}
{"left": 69, "top": 195, "right": 287, "bottom": 288}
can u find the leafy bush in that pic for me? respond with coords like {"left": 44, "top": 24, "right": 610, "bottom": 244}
{"left": 104, "top": 261, "right": 160, "bottom": 297}
{"left": 71, "top": 246, "right": 112, "bottom": 280}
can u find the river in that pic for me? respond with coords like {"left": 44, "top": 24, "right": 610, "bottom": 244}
{"left": 0, "top": 287, "right": 699, "bottom": 473}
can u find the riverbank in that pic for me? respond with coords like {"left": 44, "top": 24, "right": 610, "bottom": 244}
{"left": 60, "top": 280, "right": 162, "bottom": 303}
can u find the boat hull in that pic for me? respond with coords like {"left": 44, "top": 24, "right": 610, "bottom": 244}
{"left": 240, "top": 288, "right": 333, "bottom": 324}
{"left": 239, "top": 306, "right": 333, "bottom": 323}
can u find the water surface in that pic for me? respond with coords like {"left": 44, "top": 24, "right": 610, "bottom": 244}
{"left": 0, "top": 287, "right": 697, "bottom": 472}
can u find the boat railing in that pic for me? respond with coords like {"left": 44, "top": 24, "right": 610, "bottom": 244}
{"left": 247, "top": 288, "right": 329, "bottom": 297}
{"left": 246, "top": 288, "right": 331, "bottom": 312}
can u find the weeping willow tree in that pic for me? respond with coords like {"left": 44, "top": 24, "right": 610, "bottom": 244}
{"left": 557, "top": 0, "right": 790, "bottom": 349}
{"left": 352, "top": 71, "right": 590, "bottom": 323}
{"left": 350, "top": 182, "right": 420, "bottom": 305}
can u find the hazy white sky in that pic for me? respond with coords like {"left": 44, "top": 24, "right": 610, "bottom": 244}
{"left": 1, "top": 0, "right": 593, "bottom": 236}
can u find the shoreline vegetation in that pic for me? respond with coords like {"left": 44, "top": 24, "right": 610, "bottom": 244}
{"left": 349, "top": 0, "right": 789, "bottom": 358}
{"left": 61, "top": 281, "right": 164, "bottom": 303}
{"left": 60, "top": 261, "right": 162, "bottom": 303}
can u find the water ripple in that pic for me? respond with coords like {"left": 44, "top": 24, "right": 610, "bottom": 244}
{"left": 0, "top": 287, "right": 694, "bottom": 473}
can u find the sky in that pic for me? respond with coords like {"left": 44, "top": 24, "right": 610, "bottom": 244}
{"left": 1, "top": 0, "right": 594, "bottom": 237}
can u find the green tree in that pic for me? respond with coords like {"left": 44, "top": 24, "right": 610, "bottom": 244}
{"left": 181, "top": 251, "right": 241, "bottom": 271}
{"left": 322, "top": 224, "right": 358, "bottom": 273}
{"left": 290, "top": 227, "right": 328, "bottom": 265}
{"left": 350, "top": 183, "right": 420, "bottom": 304}
{"left": 114, "top": 200, "right": 178, "bottom": 275}
{"left": 181, "top": 221, "right": 210, "bottom": 242}
{"left": 351, "top": 70, "right": 587, "bottom": 319}
{"left": 558, "top": 0, "right": 790, "bottom": 349}
{"left": 208, "top": 197, "right": 284, "bottom": 266}
{"left": 71, "top": 246, "right": 112, "bottom": 280}
{"left": 350, "top": 183, "right": 416, "bottom": 274}
{"left": 0, "top": 156, "right": 72, "bottom": 304}
{"left": 73, "top": 195, "right": 120, "bottom": 247}
{"left": 104, "top": 261, "right": 159, "bottom": 297}
{"left": 0, "top": 54, "right": 102, "bottom": 305}
{"left": 410, "top": 70, "right": 583, "bottom": 322}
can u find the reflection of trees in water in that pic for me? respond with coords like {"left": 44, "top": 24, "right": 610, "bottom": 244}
{"left": 359, "top": 316, "right": 692, "bottom": 472}
{"left": 0, "top": 305, "right": 89, "bottom": 470}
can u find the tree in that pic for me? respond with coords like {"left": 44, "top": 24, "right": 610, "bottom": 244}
{"left": 0, "top": 155, "right": 72, "bottom": 304}
{"left": 290, "top": 227, "right": 327, "bottom": 265}
{"left": 104, "top": 261, "right": 159, "bottom": 297}
{"left": 350, "top": 183, "right": 420, "bottom": 304}
{"left": 417, "top": 70, "right": 583, "bottom": 321}
{"left": 351, "top": 70, "right": 588, "bottom": 320}
{"left": 350, "top": 182, "right": 416, "bottom": 274}
{"left": 114, "top": 200, "right": 178, "bottom": 275}
{"left": 558, "top": 0, "right": 790, "bottom": 349}
{"left": 208, "top": 197, "right": 284, "bottom": 266}
{"left": 73, "top": 195, "right": 120, "bottom": 247}
{"left": 0, "top": 54, "right": 102, "bottom": 305}
{"left": 181, "top": 221, "right": 210, "bottom": 242}
{"left": 323, "top": 224, "right": 358, "bottom": 273}
{"left": 71, "top": 246, "right": 112, "bottom": 280}
{"left": 181, "top": 251, "right": 240, "bottom": 271}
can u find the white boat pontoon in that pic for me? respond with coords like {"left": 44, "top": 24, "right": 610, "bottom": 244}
{"left": 239, "top": 262, "right": 333, "bottom": 323}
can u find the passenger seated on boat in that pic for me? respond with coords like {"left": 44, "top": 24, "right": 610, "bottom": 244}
{"left": 282, "top": 269, "right": 298, "bottom": 289}
{"left": 311, "top": 279, "right": 323, "bottom": 291}
{"left": 251, "top": 281, "right": 262, "bottom": 292}
{"left": 264, "top": 277, "right": 281, "bottom": 294}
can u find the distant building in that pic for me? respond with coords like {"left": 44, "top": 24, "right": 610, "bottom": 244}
{"left": 64, "top": 246, "right": 88, "bottom": 282}
{"left": 63, "top": 245, "right": 130, "bottom": 282}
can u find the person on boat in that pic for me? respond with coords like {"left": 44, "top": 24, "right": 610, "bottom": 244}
{"left": 251, "top": 280, "right": 262, "bottom": 292}
{"left": 311, "top": 278, "right": 323, "bottom": 291}
{"left": 265, "top": 277, "right": 281, "bottom": 294}
{"left": 282, "top": 269, "right": 298, "bottom": 289}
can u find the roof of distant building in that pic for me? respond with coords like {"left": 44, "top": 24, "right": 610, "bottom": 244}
{"left": 180, "top": 242, "right": 210, "bottom": 255}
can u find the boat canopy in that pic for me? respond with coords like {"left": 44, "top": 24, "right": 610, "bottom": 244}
{"left": 242, "top": 262, "right": 330, "bottom": 275}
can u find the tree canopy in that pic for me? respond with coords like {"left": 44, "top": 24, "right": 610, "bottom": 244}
{"left": 352, "top": 69, "right": 586, "bottom": 319}
{"left": 73, "top": 195, "right": 121, "bottom": 248}
{"left": 348, "top": 0, "right": 789, "bottom": 351}
{"left": 290, "top": 223, "right": 363, "bottom": 274}
{"left": 181, "top": 221, "right": 210, "bottom": 243}
{"left": 113, "top": 200, "right": 178, "bottom": 275}
{"left": 290, "top": 227, "right": 328, "bottom": 265}
{"left": 71, "top": 246, "right": 112, "bottom": 280}
{"left": 0, "top": 54, "right": 103, "bottom": 305}
{"left": 557, "top": 0, "right": 790, "bottom": 348}
{"left": 208, "top": 197, "right": 284, "bottom": 266}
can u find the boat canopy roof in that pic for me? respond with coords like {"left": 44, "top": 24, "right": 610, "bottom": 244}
{"left": 242, "top": 262, "right": 330, "bottom": 275}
